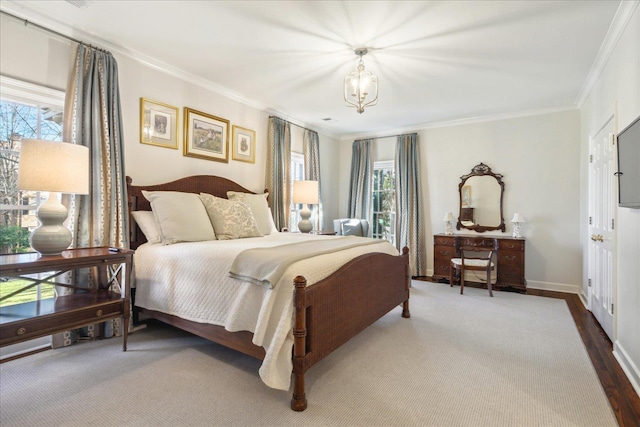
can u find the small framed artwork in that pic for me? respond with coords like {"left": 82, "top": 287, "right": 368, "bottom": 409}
{"left": 231, "top": 125, "right": 256, "bottom": 163}
{"left": 140, "top": 98, "right": 179, "bottom": 149}
{"left": 462, "top": 185, "right": 472, "bottom": 207}
{"left": 183, "top": 107, "right": 229, "bottom": 163}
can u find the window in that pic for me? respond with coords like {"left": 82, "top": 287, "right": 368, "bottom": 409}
{"left": 372, "top": 161, "right": 395, "bottom": 244}
{"left": 289, "top": 152, "right": 305, "bottom": 231}
{"left": 0, "top": 76, "right": 64, "bottom": 310}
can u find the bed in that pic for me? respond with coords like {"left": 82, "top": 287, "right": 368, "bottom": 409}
{"left": 126, "top": 175, "right": 410, "bottom": 411}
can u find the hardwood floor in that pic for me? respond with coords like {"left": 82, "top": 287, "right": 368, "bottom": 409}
{"left": 527, "top": 289, "right": 640, "bottom": 427}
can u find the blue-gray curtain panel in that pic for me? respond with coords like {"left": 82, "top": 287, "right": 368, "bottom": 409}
{"left": 55, "top": 44, "right": 129, "bottom": 348}
{"left": 265, "top": 117, "right": 291, "bottom": 231}
{"left": 303, "top": 129, "right": 322, "bottom": 230}
{"left": 395, "top": 133, "right": 427, "bottom": 277}
{"left": 348, "top": 139, "right": 373, "bottom": 235}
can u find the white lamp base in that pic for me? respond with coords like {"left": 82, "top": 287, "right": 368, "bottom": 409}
{"left": 30, "top": 193, "right": 72, "bottom": 256}
{"left": 298, "top": 204, "right": 313, "bottom": 233}
{"left": 512, "top": 223, "right": 522, "bottom": 239}
{"left": 445, "top": 221, "right": 453, "bottom": 235}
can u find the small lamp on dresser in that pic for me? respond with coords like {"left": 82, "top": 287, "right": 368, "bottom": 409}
{"left": 511, "top": 213, "right": 526, "bottom": 238}
{"left": 443, "top": 212, "right": 455, "bottom": 235}
{"left": 293, "top": 180, "right": 319, "bottom": 233}
{"left": 17, "top": 139, "right": 89, "bottom": 256}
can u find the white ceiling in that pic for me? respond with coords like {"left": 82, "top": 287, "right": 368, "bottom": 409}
{"left": 1, "top": 1, "right": 623, "bottom": 138}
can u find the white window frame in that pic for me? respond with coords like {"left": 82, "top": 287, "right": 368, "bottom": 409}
{"left": 0, "top": 76, "right": 65, "bottom": 359}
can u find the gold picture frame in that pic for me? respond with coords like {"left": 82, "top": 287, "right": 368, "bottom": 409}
{"left": 231, "top": 125, "right": 256, "bottom": 164}
{"left": 183, "top": 107, "right": 229, "bottom": 163}
{"left": 140, "top": 98, "right": 179, "bottom": 149}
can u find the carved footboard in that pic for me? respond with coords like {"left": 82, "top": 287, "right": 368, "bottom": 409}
{"left": 291, "top": 247, "right": 410, "bottom": 411}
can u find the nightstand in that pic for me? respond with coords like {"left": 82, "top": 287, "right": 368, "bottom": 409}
{"left": 0, "top": 247, "right": 134, "bottom": 350}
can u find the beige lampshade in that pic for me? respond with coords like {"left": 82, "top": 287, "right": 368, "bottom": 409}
{"left": 511, "top": 213, "right": 526, "bottom": 223}
{"left": 293, "top": 180, "right": 319, "bottom": 205}
{"left": 443, "top": 212, "right": 455, "bottom": 221}
{"left": 17, "top": 139, "right": 89, "bottom": 194}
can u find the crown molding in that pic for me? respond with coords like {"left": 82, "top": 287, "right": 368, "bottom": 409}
{"left": 576, "top": 0, "right": 639, "bottom": 107}
{"left": 339, "top": 105, "right": 579, "bottom": 142}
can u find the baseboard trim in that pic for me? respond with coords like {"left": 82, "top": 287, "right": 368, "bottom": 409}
{"left": 614, "top": 340, "right": 640, "bottom": 398}
{"left": 526, "top": 280, "right": 580, "bottom": 294}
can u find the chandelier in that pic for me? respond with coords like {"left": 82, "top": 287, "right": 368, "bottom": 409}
{"left": 344, "top": 48, "right": 378, "bottom": 114}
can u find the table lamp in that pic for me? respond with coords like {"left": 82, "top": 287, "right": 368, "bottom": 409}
{"left": 293, "top": 180, "right": 318, "bottom": 233}
{"left": 17, "top": 139, "right": 89, "bottom": 256}
{"left": 511, "top": 213, "right": 526, "bottom": 238}
{"left": 443, "top": 212, "right": 455, "bottom": 235}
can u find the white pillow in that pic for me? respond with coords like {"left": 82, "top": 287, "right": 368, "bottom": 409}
{"left": 131, "top": 210, "right": 161, "bottom": 244}
{"left": 199, "top": 193, "right": 262, "bottom": 240}
{"left": 142, "top": 190, "right": 216, "bottom": 244}
{"left": 226, "top": 191, "right": 278, "bottom": 235}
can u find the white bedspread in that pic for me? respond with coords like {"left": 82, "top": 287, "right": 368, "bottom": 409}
{"left": 134, "top": 232, "right": 398, "bottom": 391}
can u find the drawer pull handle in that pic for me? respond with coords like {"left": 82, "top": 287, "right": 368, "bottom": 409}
{"left": 96, "top": 309, "right": 104, "bottom": 317}
{"left": 506, "top": 244, "right": 515, "bottom": 248}
{"left": 439, "top": 250, "right": 449, "bottom": 255}
{"left": 505, "top": 256, "right": 516, "bottom": 261}
{"left": 16, "top": 327, "right": 26, "bottom": 336}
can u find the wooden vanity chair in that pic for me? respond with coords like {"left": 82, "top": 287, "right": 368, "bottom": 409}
{"left": 450, "top": 243, "right": 497, "bottom": 297}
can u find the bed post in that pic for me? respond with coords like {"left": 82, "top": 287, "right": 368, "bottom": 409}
{"left": 291, "top": 275, "right": 308, "bottom": 411}
{"left": 402, "top": 246, "right": 411, "bottom": 318}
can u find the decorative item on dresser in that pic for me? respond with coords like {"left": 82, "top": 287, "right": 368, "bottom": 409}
{"left": 511, "top": 213, "right": 526, "bottom": 238}
{"left": 432, "top": 234, "right": 526, "bottom": 293}
{"left": 442, "top": 212, "right": 455, "bottom": 235}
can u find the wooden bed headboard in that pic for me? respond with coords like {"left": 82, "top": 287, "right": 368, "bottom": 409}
{"left": 126, "top": 175, "right": 255, "bottom": 249}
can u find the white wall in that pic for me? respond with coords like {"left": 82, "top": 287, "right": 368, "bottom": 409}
{"left": 579, "top": 5, "right": 640, "bottom": 395}
{"left": 0, "top": 15, "right": 339, "bottom": 230}
{"left": 339, "top": 110, "right": 582, "bottom": 292}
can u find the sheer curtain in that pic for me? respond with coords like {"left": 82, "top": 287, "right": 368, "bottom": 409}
{"left": 395, "top": 133, "right": 427, "bottom": 277}
{"left": 347, "top": 139, "right": 373, "bottom": 235}
{"left": 54, "top": 44, "right": 129, "bottom": 348}
{"left": 265, "top": 117, "right": 291, "bottom": 231}
{"left": 303, "top": 129, "right": 322, "bottom": 230}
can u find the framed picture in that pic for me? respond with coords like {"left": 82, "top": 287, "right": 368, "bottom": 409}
{"left": 462, "top": 185, "right": 472, "bottom": 207}
{"left": 231, "top": 125, "right": 256, "bottom": 163}
{"left": 140, "top": 98, "right": 179, "bottom": 149}
{"left": 183, "top": 107, "right": 229, "bottom": 163}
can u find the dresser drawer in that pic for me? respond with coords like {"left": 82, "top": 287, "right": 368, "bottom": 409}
{"left": 499, "top": 239, "right": 524, "bottom": 251}
{"left": 434, "top": 259, "right": 452, "bottom": 276}
{"left": 434, "top": 245, "right": 456, "bottom": 259}
{"left": 498, "top": 251, "right": 523, "bottom": 266}
{"left": 434, "top": 236, "right": 455, "bottom": 247}
{"left": 460, "top": 237, "right": 495, "bottom": 248}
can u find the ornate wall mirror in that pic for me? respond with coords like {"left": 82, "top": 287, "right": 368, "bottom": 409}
{"left": 457, "top": 163, "right": 505, "bottom": 233}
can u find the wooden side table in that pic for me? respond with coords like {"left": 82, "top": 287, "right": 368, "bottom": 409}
{"left": 0, "top": 247, "right": 134, "bottom": 350}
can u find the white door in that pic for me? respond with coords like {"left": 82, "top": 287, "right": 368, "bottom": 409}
{"left": 588, "top": 114, "right": 616, "bottom": 340}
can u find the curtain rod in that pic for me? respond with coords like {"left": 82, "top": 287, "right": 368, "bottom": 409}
{"left": 269, "top": 116, "right": 317, "bottom": 134}
{"left": 354, "top": 133, "right": 417, "bottom": 142}
{"left": 1, "top": 10, "right": 109, "bottom": 53}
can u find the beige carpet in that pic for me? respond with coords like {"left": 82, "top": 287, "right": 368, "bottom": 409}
{"left": 0, "top": 281, "right": 617, "bottom": 426}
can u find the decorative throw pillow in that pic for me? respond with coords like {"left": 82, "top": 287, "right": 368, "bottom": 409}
{"left": 142, "top": 190, "right": 216, "bottom": 244}
{"left": 131, "top": 210, "right": 161, "bottom": 244}
{"left": 199, "top": 193, "right": 262, "bottom": 240}
{"left": 226, "top": 191, "right": 278, "bottom": 235}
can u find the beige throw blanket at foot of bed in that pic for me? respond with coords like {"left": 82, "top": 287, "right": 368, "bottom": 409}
{"left": 229, "top": 236, "right": 382, "bottom": 288}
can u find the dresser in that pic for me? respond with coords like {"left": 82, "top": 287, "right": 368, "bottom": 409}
{"left": 432, "top": 234, "right": 526, "bottom": 293}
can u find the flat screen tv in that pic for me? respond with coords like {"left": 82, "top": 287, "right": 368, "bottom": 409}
{"left": 616, "top": 114, "right": 640, "bottom": 208}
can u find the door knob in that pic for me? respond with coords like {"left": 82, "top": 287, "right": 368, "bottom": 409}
{"left": 590, "top": 234, "right": 604, "bottom": 242}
